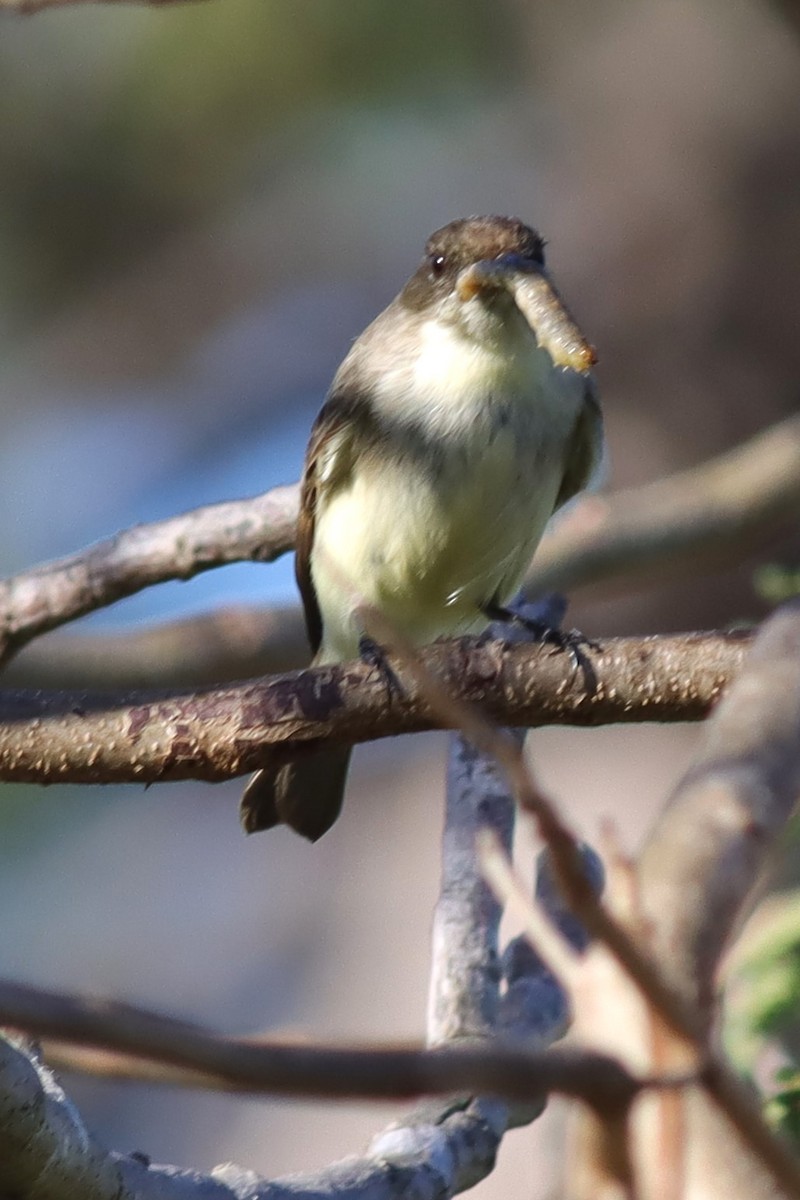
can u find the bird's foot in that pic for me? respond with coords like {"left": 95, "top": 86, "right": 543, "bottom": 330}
{"left": 358, "top": 634, "right": 404, "bottom": 702}
{"left": 482, "top": 600, "right": 599, "bottom": 685}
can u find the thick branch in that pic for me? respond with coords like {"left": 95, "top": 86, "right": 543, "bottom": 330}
{"left": 427, "top": 732, "right": 520, "bottom": 1047}
{"left": 427, "top": 601, "right": 583, "bottom": 1056}
{"left": 0, "top": 632, "right": 748, "bottom": 785}
{"left": 0, "top": 1034, "right": 131, "bottom": 1200}
{"left": 637, "top": 599, "right": 800, "bottom": 1025}
{"left": 0, "top": 486, "right": 298, "bottom": 667}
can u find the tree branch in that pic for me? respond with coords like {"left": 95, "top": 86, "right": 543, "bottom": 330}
{"left": 0, "top": 0, "right": 202, "bottom": 14}
{"left": 0, "top": 1029, "right": 661, "bottom": 1200}
{"left": 0, "top": 980, "right": 658, "bottom": 1110}
{"left": 0, "top": 1033, "right": 132, "bottom": 1200}
{"left": 424, "top": 718, "right": 576, "bottom": 1143}
{"left": 525, "top": 411, "right": 800, "bottom": 598}
{"left": 638, "top": 598, "right": 800, "bottom": 1025}
{"left": 0, "top": 486, "right": 298, "bottom": 668}
{"left": 0, "top": 632, "right": 749, "bottom": 785}
{"left": 0, "top": 733, "right": 643, "bottom": 1200}
{"left": 427, "top": 731, "right": 520, "bottom": 1047}
{"left": 2, "top": 605, "right": 310, "bottom": 689}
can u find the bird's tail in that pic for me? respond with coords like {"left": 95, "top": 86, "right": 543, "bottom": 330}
{"left": 239, "top": 744, "right": 352, "bottom": 842}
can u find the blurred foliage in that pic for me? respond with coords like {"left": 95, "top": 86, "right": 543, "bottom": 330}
{"left": 724, "top": 885, "right": 800, "bottom": 1146}
{"left": 765, "top": 1069, "right": 800, "bottom": 1146}
{"left": 0, "top": 0, "right": 516, "bottom": 319}
{"left": 754, "top": 563, "right": 800, "bottom": 605}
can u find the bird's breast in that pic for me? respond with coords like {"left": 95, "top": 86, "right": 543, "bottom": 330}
{"left": 313, "top": 320, "right": 586, "bottom": 658}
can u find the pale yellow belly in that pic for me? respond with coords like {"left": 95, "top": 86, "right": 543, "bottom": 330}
{"left": 311, "top": 434, "right": 562, "bottom": 661}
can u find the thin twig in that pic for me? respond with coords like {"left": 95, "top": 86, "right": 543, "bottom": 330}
{"left": 0, "top": 979, "right": 646, "bottom": 1110}
{"left": 357, "top": 609, "right": 710, "bottom": 1040}
{"left": 477, "top": 829, "right": 582, "bottom": 992}
{"left": 0, "top": 1031, "right": 686, "bottom": 1200}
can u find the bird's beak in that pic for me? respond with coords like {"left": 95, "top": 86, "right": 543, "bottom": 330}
{"left": 456, "top": 253, "right": 597, "bottom": 374}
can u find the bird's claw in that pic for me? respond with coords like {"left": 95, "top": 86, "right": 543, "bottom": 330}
{"left": 358, "top": 634, "right": 404, "bottom": 701}
{"left": 482, "top": 602, "right": 599, "bottom": 688}
{"left": 539, "top": 624, "right": 599, "bottom": 672}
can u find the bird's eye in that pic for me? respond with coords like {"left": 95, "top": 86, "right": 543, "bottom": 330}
{"left": 430, "top": 254, "right": 446, "bottom": 278}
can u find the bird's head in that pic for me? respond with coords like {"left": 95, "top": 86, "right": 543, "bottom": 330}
{"left": 400, "top": 215, "right": 596, "bottom": 373}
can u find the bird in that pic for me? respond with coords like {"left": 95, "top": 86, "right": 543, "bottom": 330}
{"left": 240, "top": 214, "right": 602, "bottom": 842}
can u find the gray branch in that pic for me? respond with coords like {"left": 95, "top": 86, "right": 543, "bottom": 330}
{"left": 0, "top": 486, "right": 298, "bottom": 668}
{"left": 427, "top": 732, "right": 521, "bottom": 1047}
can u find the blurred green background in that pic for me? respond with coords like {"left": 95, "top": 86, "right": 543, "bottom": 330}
{"left": 1, "top": 0, "right": 799, "bottom": 1193}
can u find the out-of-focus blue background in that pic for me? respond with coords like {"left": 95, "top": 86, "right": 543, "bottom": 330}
{"left": 1, "top": 1, "right": 799, "bottom": 1193}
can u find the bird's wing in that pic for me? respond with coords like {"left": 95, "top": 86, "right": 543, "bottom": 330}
{"left": 295, "top": 388, "right": 366, "bottom": 655}
{"left": 553, "top": 380, "right": 604, "bottom": 512}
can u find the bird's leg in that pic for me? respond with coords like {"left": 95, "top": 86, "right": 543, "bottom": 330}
{"left": 357, "top": 633, "right": 405, "bottom": 703}
{"left": 482, "top": 597, "right": 599, "bottom": 682}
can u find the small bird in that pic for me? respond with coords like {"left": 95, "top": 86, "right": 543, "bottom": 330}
{"left": 241, "top": 215, "right": 602, "bottom": 842}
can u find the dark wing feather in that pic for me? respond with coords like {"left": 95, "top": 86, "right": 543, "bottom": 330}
{"left": 294, "top": 425, "right": 325, "bottom": 657}
{"left": 295, "top": 386, "right": 368, "bottom": 655}
{"left": 553, "top": 381, "right": 604, "bottom": 513}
